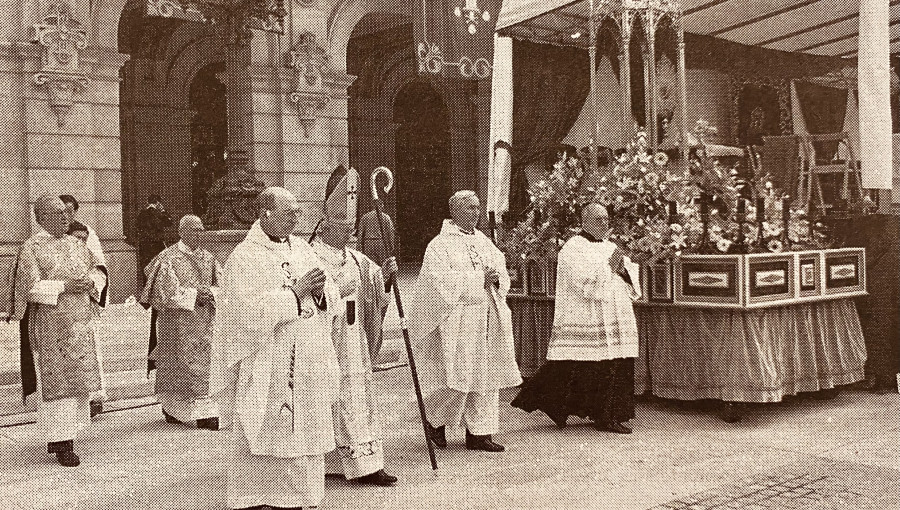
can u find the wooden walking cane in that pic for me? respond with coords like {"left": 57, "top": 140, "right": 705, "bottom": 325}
{"left": 370, "top": 166, "right": 438, "bottom": 470}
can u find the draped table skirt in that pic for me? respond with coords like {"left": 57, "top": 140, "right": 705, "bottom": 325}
{"left": 636, "top": 299, "right": 866, "bottom": 403}
{"left": 510, "top": 295, "right": 866, "bottom": 403}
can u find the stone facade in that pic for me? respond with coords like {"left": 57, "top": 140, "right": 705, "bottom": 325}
{"left": 0, "top": 0, "right": 492, "bottom": 305}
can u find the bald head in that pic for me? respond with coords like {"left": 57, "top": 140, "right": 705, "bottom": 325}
{"left": 257, "top": 187, "right": 296, "bottom": 215}
{"left": 35, "top": 194, "right": 69, "bottom": 237}
{"left": 178, "top": 214, "right": 205, "bottom": 250}
{"left": 449, "top": 190, "right": 480, "bottom": 233}
{"left": 258, "top": 187, "right": 301, "bottom": 239}
{"left": 581, "top": 203, "right": 610, "bottom": 239}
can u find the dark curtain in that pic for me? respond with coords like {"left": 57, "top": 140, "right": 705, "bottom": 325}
{"left": 509, "top": 40, "right": 590, "bottom": 218}
{"left": 794, "top": 81, "right": 848, "bottom": 135}
{"left": 832, "top": 215, "right": 900, "bottom": 387}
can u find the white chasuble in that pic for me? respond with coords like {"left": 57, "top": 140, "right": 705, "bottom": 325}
{"left": 409, "top": 220, "right": 522, "bottom": 394}
{"left": 211, "top": 221, "right": 340, "bottom": 458}
{"left": 313, "top": 242, "right": 389, "bottom": 478}
{"left": 548, "top": 235, "right": 641, "bottom": 362}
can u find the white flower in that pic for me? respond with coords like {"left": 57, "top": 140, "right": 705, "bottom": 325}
{"left": 716, "top": 238, "right": 733, "bottom": 253}
{"left": 767, "top": 239, "right": 784, "bottom": 253}
{"left": 670, "top": 232, "right": 688, "bottom": 250}
{"left": 654, "top": 152, "right": 669, "bottom": 166}
{"left": 669, "top": 223, "right": 683, "bottom": 234}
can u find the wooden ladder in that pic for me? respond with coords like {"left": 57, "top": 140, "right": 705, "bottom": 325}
{"left": 798, "top": 133, "right": 863, "bottom": 215}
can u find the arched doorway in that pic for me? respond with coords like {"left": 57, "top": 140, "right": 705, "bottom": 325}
{"left": 189, "top": 62, "right": 227, "bottom": 217}
{"left": 118, "top": 6, "right": 224, "bottom": 287}
{"left": 393, "top": 81, "right": 451, "bottom": 262}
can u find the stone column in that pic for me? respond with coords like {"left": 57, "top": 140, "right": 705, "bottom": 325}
{"left": 224, "top": 32, "right": 255, "bottom": 173}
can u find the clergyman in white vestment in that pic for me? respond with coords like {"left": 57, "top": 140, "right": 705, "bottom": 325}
{"left": 140, "top": 215, "right": 221, "bottom": 430}
{"left": 312, "top": 165, "right": 399, "bottom": 486}
{"left": 409, "top": 190, "right": 522, "bottom": 452}
{"left": 211, "top": 187, "right": 340, "bottom": 510}
{"left": 9, "top": 195, "right": 107, "bottom": 467}
{"left": 512, "top": 203, "right": 641, "bottom": 434}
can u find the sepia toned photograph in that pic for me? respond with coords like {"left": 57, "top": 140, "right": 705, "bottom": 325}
{"left": 0, "top": 0, "right": 898, "bottom": 508}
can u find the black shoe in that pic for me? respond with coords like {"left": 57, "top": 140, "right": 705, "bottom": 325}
{"left": 55, "top": 451, "right": 81, "bottom": 467}
{"left": 89, "top": 401, "right": 103, "bottom": 419}
{"left": 425, "top": 422, "right": 447, "bottom": 449}
{"left": 356, "top": 469, "right": 398, "bottom": 486}
{"left": 465, "top": 430, "right": 505, "bottom": 452}
{"left": 47, "top": 440, "right": 80, "bottom": 467}
{"left": 811, "top": 388, "right": 840, "bottom": 400}
{"left": 720, "top": 402, "right": 743, "bottom": 423}
{"left": 163, "top": 410, "right": 181, "bottom": 424}
{"left": 596, "top": 421, "right": 632, "bottom": 434}
{"left": 196, "top": 417, "right": 219, "bottom": 430}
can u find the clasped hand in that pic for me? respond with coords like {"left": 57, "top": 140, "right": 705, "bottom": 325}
{"left": 196, "top": 288, "right": 215, "bottom": 306}
{"left": 292, "top": 268, "right": 327, "bottom": 299}
{"left": 381, "top": 256, "right": 398, "bottom": 283}
{"left": 484, "top": 266, "right": 500, "bottom": 287}
{"left": 64, "top": 277, "right": 92, "bottom": 294}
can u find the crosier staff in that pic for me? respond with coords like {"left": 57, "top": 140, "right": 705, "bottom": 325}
{"left": 370, "top": 166, "right": 438, "bottom": 471}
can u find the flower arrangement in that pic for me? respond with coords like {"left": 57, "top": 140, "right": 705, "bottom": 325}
{"left": 502, "top": 121, "right": 831, "bottom": 263}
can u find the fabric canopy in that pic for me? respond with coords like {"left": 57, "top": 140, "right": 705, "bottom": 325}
{"left": 496, "top": 0, "right": 900, "bottom": 58}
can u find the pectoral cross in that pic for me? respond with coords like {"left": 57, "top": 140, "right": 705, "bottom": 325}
{"left": 466, "top": 243, "right": 483, "bottom": 271}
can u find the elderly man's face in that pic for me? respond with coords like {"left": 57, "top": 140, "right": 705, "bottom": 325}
{"left": 37, "top": 199, "right": 69, "bottom": 237}
{"left": 321, "top": 219, "right": 354, "bottom": 248}
{"left": 180, "top": 225, "right": 204, "bottom": 251}
{"left": 451, "top": 195, "right": 480, "bottom": 232}
{"left": 262, "top": 195, "right": 302, "bottom": 239}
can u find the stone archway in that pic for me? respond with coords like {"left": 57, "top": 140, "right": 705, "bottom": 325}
{"left": 343, "top": 8, "right": 483, "bottom": 263}
{"left": 118, "top": 6, "right": 224, "bottom": 241}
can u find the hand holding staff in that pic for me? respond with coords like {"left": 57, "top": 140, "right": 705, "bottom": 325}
{"left": 370, "top": 166, "right": 438, "bottom": 470}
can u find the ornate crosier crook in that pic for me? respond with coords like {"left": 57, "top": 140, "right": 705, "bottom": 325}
{"left": 369, "top": 166, "right": 437, "bottom": 471}
{"left": 370, "top": 166, "right": 394, "bottom": 203}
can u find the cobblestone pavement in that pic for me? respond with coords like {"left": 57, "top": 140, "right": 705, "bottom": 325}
{"left": 651, "top": 458, "right": 898, "bottom": 509}
{"left": 0, "top": 364, "right": 897, "bottom": 510}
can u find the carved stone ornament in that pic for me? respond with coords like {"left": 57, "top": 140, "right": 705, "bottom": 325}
{"left": 31, "top": 0, "right": 88, "bottom": 128}
{"left": 287, "top": 32, "right": 331, "bottom": 137}
{"left": 203, "top": 165, "right": 267, "bottom": 229}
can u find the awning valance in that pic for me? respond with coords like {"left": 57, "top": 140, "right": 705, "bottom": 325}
{"left": 497, "top": 0, "right": 900, "bottom": 58}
